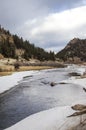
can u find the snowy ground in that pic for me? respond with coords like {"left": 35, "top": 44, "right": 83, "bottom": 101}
{"left": 0, "top": 70, "right": 39, "bottom": 94}
{"left": 5, "top": 106, "right": 77, "bottom": 130}
{"left": 62, "top": 64, "right": 86, "bottom": 89}
{"left": 0, "top": 65, "right": 86, "bottom": 130}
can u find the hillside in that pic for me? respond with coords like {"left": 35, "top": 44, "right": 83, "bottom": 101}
{"left": 56, "top": 38, "right": 86, "bottom": 62}
{"left": 0, "top": 26, "right": 55, "bottom": 61}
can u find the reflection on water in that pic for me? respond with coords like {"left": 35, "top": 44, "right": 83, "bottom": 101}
{"left": 0, "top": 68, "right": 86, "bottom": 130}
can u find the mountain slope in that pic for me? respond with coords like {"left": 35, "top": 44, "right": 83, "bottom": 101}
{"left": 56, "top": 38, "right": 86, "bottom": 62}
{"left": 0, "top": 26, "right": 55, "bottom": 61}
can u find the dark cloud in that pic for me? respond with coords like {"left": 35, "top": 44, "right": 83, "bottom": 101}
{"left": 0, "top": 0, "right": 86, "bottom": 30}
{"left": 40, "top": 0, "right": 86, "bottom": 12}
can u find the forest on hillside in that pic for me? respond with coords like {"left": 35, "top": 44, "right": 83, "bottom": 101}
{"left": 0, "top": 26, "right": 55, "bottom": 61}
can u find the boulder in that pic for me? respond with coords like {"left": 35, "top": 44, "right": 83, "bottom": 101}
{"left": 71, "top": 104, "right": 86, "bottom": 111}
{"left": 50, "top": 82, "right": 57, "bottom": 87}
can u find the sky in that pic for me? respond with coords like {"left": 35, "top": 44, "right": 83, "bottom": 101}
{"left": 0, "top": 0, "right": 86, "bottom": 52}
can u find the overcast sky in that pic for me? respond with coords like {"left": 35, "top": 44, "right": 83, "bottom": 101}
{"left": 0, "top": 0, "right": 86, "bottom": 52}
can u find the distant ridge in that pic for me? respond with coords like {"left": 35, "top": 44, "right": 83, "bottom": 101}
{"left": 56, "top": 38, "right": 86, "bottom": 62}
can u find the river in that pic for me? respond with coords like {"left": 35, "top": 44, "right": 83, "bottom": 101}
{"left": 0, "top": 68, "right": 86, "bottom": 130}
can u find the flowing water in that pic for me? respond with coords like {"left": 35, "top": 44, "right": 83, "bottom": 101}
{"left": 0, "top": 68, "right": 86, "bottom": 130}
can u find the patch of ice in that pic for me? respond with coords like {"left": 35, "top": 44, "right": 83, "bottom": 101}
{"left": 66, "top": 64, "right": 86, "bottom": 75}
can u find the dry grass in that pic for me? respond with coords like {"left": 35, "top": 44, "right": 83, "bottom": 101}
{"left": 0, "top": 72, "right": 13, "bottom": 76}
{"left": 0, "top": 65, "right": 14, "bottom": 72}
{"left": 19, "top": 66, "right": 54, "bottom": 71}
{"left": 0, "top": 65, "right": 54, "bottom": 76}
{"left": 0, "top": 65, "right": 14, "bottom": 76}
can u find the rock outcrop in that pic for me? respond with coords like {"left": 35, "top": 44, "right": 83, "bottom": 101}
{"left": 56, "top": 38, "right": 86, "bottom": 62}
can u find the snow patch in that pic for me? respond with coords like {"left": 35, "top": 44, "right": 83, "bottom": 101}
{"left": 0, "top": 70, "right": 39, "bottom": 94}
{"left": 5, "top": 106, "right": 76, "bottom": 130}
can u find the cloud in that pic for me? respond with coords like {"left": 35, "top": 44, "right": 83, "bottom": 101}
{"left": 0, "top": 0, "right": 86, "bottom": 30}
{"left": 0, "top": 0, "right": 86, "bottom": 52}
{"left": 17, "top": 5, "right": 86, "bottom": 52}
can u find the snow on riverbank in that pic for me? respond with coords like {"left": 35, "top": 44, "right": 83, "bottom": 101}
{"left": 0, "top": 65, "right": 85, "bottom": 94}
{"left": 5, "top": 106, "right": 78, "bottom": 130}
{"left": 62, "top": 76, "right": 86, "bottom": 89}
{"left": 0, "top": 70, "right": 39, "bottom": 94}
{"left": 1, "top": 65, "right": 86, "bottom": 130}
{"left": 63, "top": 65, "right": 86, "bottom": 88}
{"left": 65, "top": 64, "right": 86, "bottom": 75}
